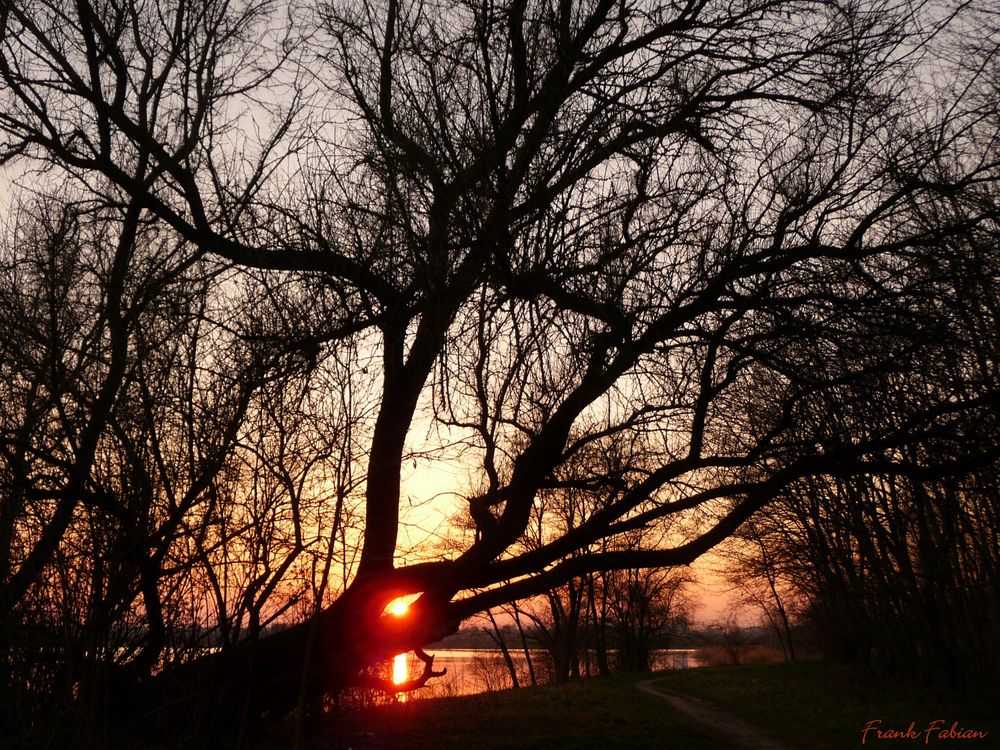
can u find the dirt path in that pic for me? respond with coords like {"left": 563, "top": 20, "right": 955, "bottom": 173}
{"left": 636, "top": 679, "right": 794, "bottom": 750}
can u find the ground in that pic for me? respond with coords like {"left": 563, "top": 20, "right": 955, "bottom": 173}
{"left": 312, "top": 672, "right": 725, "bottom": 750}
{"left": 121, "top": 660, "right": 996, "bottom": 750}
{"left": 294, "top": 661, "right": 998, "bottom": 750}
{"left": 637, "top": 678, "right": 789, "bottom": 750}
{"left": 653, "top": 660, "right": 998, "bottom": 750}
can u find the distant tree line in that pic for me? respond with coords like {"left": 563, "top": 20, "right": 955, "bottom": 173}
{"left": 479, "top": 564, "right": 691, "bottom": 686}
{"left": 475, "top": 471, "right": 695, "bottom": 683}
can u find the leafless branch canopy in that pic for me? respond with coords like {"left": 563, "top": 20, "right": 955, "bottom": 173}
{"left": 0, "top": 0, "right": 998, "bottom": 725}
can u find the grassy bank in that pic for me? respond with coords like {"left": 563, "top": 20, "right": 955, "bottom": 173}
{"left": 322, "top": 661, "right": 999, "bottom": 750}
{"left": 308, "top": 673, "right": 723, "bottom": 750}
{"left": 21, "top": 661, "right": 995, "bottom": 749}
{"left": 654, "top": 660, "right": 998, "bottom": 750}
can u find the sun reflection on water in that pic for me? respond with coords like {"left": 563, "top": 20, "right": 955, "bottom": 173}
{"left": 392, "top": 652, "right": 408, "bottom": 686}
{"left": 385, "top": 596, "right": 414, "bottom": 698}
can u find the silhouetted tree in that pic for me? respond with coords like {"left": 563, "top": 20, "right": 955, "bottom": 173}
{"left": 605, "top": 566, "right": 691, "bottom": 672}
{"left": 718, "top": 196, "right": 1000, "bottom": 683}
{"left": 716, "top": 516, "right": 803, "bottom": 661}
{"left": 0, "top": 0, "right": 998, "bottom": 736}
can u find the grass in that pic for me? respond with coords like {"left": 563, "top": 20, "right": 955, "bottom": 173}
{"left": 21, "top": 660, "right": 997, "bottom": 749}
{"left": 280, "top": 661, "right": 999, "bottom": 750}
{"left": 302, "top": 672, "right": 726, "bottom": 750}
{"left": 130, "top": 660, "right": 998, "bottom": 749}
{"left": 653, "top": 660, "right": 999, "bottom": 750}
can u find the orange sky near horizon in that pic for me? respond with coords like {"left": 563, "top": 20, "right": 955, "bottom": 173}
{"left": 398, "top": 459, "right": 743, "bottom": 627}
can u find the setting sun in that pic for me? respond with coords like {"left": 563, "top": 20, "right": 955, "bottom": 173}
{"left": 387, "top": 599, "right": 410, "bottom": 617}
{"left": 383, "top": 593, "right": 420, "bottom": 617}
{"left": 385, "top": 597, "right": 413, "bottom": 686}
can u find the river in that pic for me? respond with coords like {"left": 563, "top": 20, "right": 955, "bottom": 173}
{"left": 395, "top": 648, "right": 705, "bottom": 699}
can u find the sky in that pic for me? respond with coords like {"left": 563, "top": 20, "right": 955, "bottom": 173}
{"left": 399, "top": 455, "right": 741, "bottom": 626}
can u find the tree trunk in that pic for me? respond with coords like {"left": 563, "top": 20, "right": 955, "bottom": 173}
{"left": 485, "top": 609, "right": 520, "bottom": 689}
{"left": 511, "top": 606, "right": 537, "bottom": 686}
{"left": 115, "top": 579, "right": 456, "bottom": 732}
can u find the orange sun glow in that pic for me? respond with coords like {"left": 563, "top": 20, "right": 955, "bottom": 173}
{"left": 386, "top": 597, "right": 412, "bottom": 686}
{"left": 386, "top": 598, "right": 410, "bottom": 617}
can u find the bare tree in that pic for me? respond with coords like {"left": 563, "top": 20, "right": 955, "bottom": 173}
{"left": 1, "top": 0, "right": 998, "bottom": 733}
{"left": 604, "top": 565, "right": 692, "bottom": 672}
{"left": 716, "top": 516, "right": 802, "bottom": 661}
{"left": 712, "top": 180, "right": 1000, "bottom": 682}
{"left": 0, "top": 194, "right": 364, "bottom": 740}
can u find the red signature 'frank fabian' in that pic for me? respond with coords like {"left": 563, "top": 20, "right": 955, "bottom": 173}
{"left": 862, "top": 719, "right": 989, "bottom": 744}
